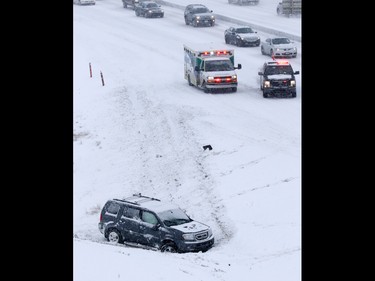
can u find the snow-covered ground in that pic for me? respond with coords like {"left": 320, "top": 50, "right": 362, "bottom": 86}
{"left": 74, "top": 0, "right": 301, "bottom": 280}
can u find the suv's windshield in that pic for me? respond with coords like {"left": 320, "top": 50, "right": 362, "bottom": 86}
{"left": 205, "top": 60, "right": 234, "bottom": 72}
{"left": 193, "top": 7, "right": 209, "bottom": 13}
{"left": 265, "top": 65, "right": 293, "bottom": 75}
{"left": 158, "top": 208, "right": 192, "bottom": 227}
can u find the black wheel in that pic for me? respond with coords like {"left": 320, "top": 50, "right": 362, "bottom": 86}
{"left": 263, "top": 92, "right": 269, "bottom": 98}
{"left": 270, "top": 50, "right": 274, "bottom": 58}
{"left": 202, "top": 82, "right": 209, "bottom": 93}
{"left": 107, "top": 229, "right": 123, "bottom": 244}
{"left": 135, "top": 10, "right": 140, "bottom": 16}
{"left": 261, "top": 46, "right": 265, "bottom": 55}
{"left": 187, "top": 75, "right": 193, "bottom": 86}
{"left": 225, "top": 36, "right": 229, "bottom": 44}
{"left": 236, "top": 38, "right": 243, "bottom": 47}
{"left": 184, "top": 17, "right": 189, "bottom": 25}
{"left": 232, "top": 87, "right": 237, "bottom": 93}
{"left": 161, "top": 242, "right": 177, "bottom": 253}
{"left": 292, "top": 92, "right": 296, "bottom": 98}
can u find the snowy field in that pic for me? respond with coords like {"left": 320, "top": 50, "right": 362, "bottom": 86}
{"left": 74, "top": 0, "right": 302, "bottom": 280}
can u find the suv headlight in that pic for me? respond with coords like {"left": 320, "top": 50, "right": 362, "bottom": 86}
{"left": 182, "top": 233, "right": 195, "bottom": 241}
{"left": 290, "top": 80, "right": 296, "bottom": 87}
{"left": 264, "top": 81, "right": 271, "bottom": 88}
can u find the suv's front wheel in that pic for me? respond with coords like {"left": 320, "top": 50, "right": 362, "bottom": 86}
{"left": 161, "top": 242, "right": 177, "bottom": 253}
{"left": 107, "top": 229, "right": 123, "bottom": 244}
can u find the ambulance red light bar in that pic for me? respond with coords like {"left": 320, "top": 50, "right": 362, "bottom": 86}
{"left": 199, "top": 50, "right": 232, "bottom": 56}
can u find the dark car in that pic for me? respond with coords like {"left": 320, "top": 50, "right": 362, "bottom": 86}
{"left": 135, "top": 1, "right": 164, "bottom": 18}
{"left": 258, "top": 60, "right": 299, "bottom": 98}
{"left": 122, "top": 0, "right": 140, "bottom": 9}
{"left": 98, "top": 193, "right": 215, "bottom": 253}
{"left": 184, "top": 4, "right": 215, "bottom": 27}
{"left": 224, "top": 26, "right": 260, "bottom": 47}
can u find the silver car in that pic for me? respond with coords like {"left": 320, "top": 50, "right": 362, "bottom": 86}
{"left": 260, "top": 37, "right": 297, "bottom": 58}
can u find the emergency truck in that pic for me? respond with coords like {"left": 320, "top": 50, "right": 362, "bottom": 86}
{"left": 183, "top": 44, "right": 242, "bottom": 93}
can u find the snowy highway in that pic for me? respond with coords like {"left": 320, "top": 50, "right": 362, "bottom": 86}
{"left": 74, "top": 1, "right": 302, "bottom": 280}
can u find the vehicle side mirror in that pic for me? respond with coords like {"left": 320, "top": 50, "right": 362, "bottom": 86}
{"left": 258, "top": 71, "right": 263, "bottom": 75}
{"left": 153, "top": 223, "right": 161, "bottom": 230}
{"left": 236, "top": 64, "right": 242, "bottom": 70}
{"left": 194, "top": 66, "right": 200, "bottom": 72}
{"left": 294, "top": 71, "right": 300, "bottom": 75}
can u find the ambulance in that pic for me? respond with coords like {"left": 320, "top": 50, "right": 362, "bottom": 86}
{"left": 183, "top": 43, "right": 242, "bottom": 93}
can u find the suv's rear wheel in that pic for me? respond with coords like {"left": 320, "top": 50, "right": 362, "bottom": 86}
{"left": 107, "top": 229, "right": 123, "bottom": 244}
{"left": 161, "top": 242, "right": 177, "bottom": 253}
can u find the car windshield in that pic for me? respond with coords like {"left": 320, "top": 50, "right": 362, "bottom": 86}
{"left": 193, "top": 7, "right": 209, "bottom": 13}
{"left": 205, "top": 60, "right": 234, "bottom": 72}
{"left": 272, "top": 38, "right": 290, "bottom": 45}
{"left": 157, "top": 208, "right": 192, "bottom": 227}
{"left": 236, "top": 28, "right": 253, "bottom": 33}
{"left": 265, "top": 65, "right": 293, "bottom": 75}
{"left": 146, "top": 3, "right": 158, "bottom": 8}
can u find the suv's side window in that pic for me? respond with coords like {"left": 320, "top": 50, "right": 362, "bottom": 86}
{"left": 122, "top": 206, "right": 141, "bottom": 220}
{"left": 106, "top": 202, "right": 120, "bottom": 217}
{"left": 141, "top": 211, "right": 158, "bottom": 225}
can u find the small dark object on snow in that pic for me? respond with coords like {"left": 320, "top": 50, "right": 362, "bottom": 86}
{"left": 203, "top": 145, "right": 212, "bottom": 151}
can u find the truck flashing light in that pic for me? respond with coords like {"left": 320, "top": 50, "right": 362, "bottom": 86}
{"left": 277, "top": 60, "right": 289, "bottom": 65}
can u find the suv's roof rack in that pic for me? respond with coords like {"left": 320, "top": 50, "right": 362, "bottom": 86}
{"left": 113, "top": 193, "right": 161, "bottom": 206}
{"left": 132, "top": 193, "right": 161, "bottom": 202}
{"left": 113, "top": 198, "right": 140, "bottom": 205}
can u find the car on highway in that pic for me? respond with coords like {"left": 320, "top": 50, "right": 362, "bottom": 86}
{"left": 260, "top": 37, "right": 297, "bottom": 58}
{"left": 98, "top": 193, "right": 215, "bottom": 253}
{"left": 135, "top": 1, "right": 164, "bottom": 18}
{"left": 224, "top": 26, "right": 260, "bottom": 47}
{"left": 73, "top": 0, "right": 95, "bottom": 5}
{"left": 184, "top": 4, "right": 215, "bottom": 27}
{"left": 258, "top": 60, "right": 299, "bottom": 98}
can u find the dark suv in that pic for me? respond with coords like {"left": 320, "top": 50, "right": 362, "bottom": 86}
{"left": 258, "top": 60, "right": 299, "bottom": 98}
{"left": 184, "top": 4, "right": 215, "bottom": 27}
{"left": 98, "top": 193, "right": 215, "bottom": 253}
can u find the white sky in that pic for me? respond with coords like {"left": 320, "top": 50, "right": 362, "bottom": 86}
{"left": 73, "top": 0, "right": 302, "bottom": 280}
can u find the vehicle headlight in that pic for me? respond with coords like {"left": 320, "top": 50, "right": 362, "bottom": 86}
{"left": 182, "top": 233, "right": 195, "bottom": 241}
{"left": 161, "top": 10, "right": 164, "bottom": 12}
{"left": 264, "top": 81, "right": 271, "bottom": 88}
{"left": 196, "top": 16, "right": 200, "bottom": 20}
{"left": 294, "top": 47, "right": 297, "bottom": 51}
{"left": 232, "top": 75, "right": 237, "bottom": 79}
{"left": 290, "top": 80, "right": 296, "bottom": 87}
{"left": 148, "top": 10, "right": 152, "bottom": 13}
{"left": 211, "top": 16, "right": 215, "bottom": 19}
{"left": 208, "top": 228, "right": 213, "bottom": 237}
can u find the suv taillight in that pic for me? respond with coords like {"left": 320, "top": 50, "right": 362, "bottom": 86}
{"left": 99, "top": 213, "right": 102, "bottom": 221}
